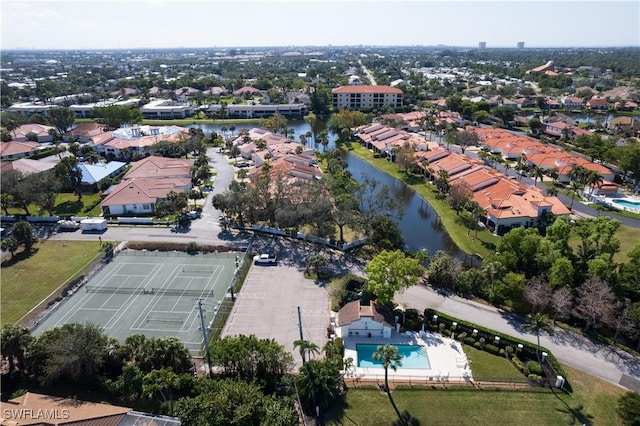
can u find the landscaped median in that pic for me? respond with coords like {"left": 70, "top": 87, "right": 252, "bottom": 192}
{"left": 348, "top": 144, "right": 499, "bottom": 260}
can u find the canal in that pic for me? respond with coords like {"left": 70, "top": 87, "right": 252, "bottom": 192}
{"left": 187, "top": 121, "right": 468, "bottom": 261}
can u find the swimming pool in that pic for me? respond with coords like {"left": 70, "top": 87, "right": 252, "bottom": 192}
{"left": 611, "top": 199, "right": 640, "bottom": 209}
{"left": 356, "top": 344, "right": 431, "bottom": 369}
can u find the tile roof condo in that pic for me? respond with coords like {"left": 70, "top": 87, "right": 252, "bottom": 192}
{"left": 332, "top": 85, "right": 403, "bottom": 110}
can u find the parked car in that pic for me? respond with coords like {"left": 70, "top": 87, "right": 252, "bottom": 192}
{"left": 253, "top": 253, "right": 277, "bottom": 265}
{"left": 186, "top": 211, "right": 200, "bottom": 220}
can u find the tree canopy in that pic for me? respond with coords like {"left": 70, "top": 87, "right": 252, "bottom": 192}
{"left": 365, "top": 250, "right": 424, "bottom": 305}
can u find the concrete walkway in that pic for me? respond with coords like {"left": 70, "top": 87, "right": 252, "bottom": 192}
{"left": 395, "top": 285, "right": 640, "bottom": 391}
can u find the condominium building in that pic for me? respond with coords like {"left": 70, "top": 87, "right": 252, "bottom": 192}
{"left": 332, "top": 85, "right": 403, "bottom": 111}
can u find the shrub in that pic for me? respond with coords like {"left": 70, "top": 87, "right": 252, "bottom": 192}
{"left": 499, "top": 348, "right": 505, "bottom": 356}
{"left": 464, "top": 337, "right": 476, "bottom": 346}
{"left": 422, "top": 308, "right": 568, "bottom": 382}
{"left": 186, "top": 242, "right": 199, "bottom": 255}
{"left": 505, "top": 346, "right": 514, "bottom": 357}
{"left": 526, "top": 361, "right": 543, "bottom": 376}
{"left": 512, "top": 356, "right": 525, "bottom": 373}
{"left": 527, "top": 374, "right": 545, "bottom": 386}
{"left": 457, "top": 332, "right": 468, "bottom": 341}
{"left": 485, "top": 344, "right": 500, "bottom": 355}
{"left": 478, "top": 337, "right": 486, "bottom": 346}
{"left": 474, "top": 341, "right": 482, "bottom": 349}
{"left": 442, "top": 329, "right": 452, "bottom": 337}
{"left": 617, "top": 392, "right": 640, "bottom": 426}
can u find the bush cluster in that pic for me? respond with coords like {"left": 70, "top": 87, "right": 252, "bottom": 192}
{"left": 422, "top": 308, "right": 568, "bottom": 384}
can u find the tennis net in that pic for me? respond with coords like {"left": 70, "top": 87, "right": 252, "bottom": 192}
{"left": 85, "top": 286, "right": 214, "bottom": 297}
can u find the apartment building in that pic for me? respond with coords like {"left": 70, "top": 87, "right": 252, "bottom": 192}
{"left": 332, "top": 85, "right": 403, "bottom": 110}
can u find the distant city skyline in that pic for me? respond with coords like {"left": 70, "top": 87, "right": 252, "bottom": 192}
{"left": 2, "top": 0, "right": 639, "bottom": 50}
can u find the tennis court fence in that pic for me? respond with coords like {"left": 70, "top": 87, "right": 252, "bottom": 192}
{"left": 85, "top": 286, "right": 214, "bottom": 297}
{"left": 120, "top": 249, "right": 239, "bottom": 258}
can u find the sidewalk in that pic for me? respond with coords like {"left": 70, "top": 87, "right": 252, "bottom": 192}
{"left": 395, "top": 285, "right": 640, "bottom": 391}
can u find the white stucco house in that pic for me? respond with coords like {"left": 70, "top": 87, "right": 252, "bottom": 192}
{"left": 335, "top": 300, "right": 393, "bottom": 339}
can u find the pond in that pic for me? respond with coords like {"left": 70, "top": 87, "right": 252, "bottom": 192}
{"left": 187, "top": 121, "right": 468, "bottom": 261}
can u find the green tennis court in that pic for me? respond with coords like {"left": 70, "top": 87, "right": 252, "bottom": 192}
{"left": 32, "top": 249, "right": 240, "bottom": 355}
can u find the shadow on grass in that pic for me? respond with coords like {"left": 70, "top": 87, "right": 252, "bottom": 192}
{"left": 480, "top": 240, "right": 497, "bottom": 251}
{"left": 555, "top": 403, "right": 594, "bottom": 426}
{"left": 392, "top": 410, "right": 421, "bottom": 426}
{"left": 323, "top": 396, "right": 360, "bottom": 425}
{"left": 1, "top": 248, "right": 38, "bottom": 267}
{"left": 399, "top": 173, "right": 424, "bottom": 186}
{"left": 54, "top": 200, "right": 83, "bottom": 216}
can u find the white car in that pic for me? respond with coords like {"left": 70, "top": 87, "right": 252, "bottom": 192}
{"left": 253, "top": 254, "right": 277, "bottom": 265}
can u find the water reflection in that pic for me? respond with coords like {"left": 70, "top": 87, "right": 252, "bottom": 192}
{"left": 187, "top": 120, "right": 464, "bottom": 258}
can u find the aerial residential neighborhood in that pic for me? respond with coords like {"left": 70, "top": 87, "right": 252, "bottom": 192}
{"left": 2, "top": 1, "right": 640, "bottom": 424}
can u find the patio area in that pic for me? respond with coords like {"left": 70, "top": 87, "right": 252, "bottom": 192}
{"left": 342, "top": 330, "right": 473, "bottom": 386}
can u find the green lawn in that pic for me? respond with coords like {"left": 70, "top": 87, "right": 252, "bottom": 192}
{"left": 568, "top": 222, "right": 640, "bottom": 263}
{"left": 0, "top": 240, "right": 103, "bottom": 325}
{"left": 326, "top": 363, "right": 625, "bottom": 425}
{"left": 6, "top": 193, "right": 102, "bottom": 217}
{"left": 349, "top": 144, "right": 500, "bottom": 259}
{"left": 463, "top": 345, "right": 525, "bottom": 382}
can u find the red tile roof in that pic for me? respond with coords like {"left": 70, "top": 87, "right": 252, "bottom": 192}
{"left": 332, "top": 85, "right": 402, "bottom": 94}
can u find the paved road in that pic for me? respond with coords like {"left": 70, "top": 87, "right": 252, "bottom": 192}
{"left": 358, "top": 59, "right": 377, "bottom": 86}
{"left": 395, "top": 285, "right": 640, "bottom": 391}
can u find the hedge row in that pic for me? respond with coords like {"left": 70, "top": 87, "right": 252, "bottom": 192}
{"left": 423, "top": 308, "right": 567, "bottom": 381}
{"left": 125, "top": 241, "right": 238, "bottom": 252}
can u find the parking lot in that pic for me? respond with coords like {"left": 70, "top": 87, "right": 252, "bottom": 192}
{"left": 221, "top": 260, "right": 331, "bottom": 369}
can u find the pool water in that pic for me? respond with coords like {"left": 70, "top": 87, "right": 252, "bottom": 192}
{"left": 612, "top": 199, "right": 640, "bottom": 208}
{"left": 356, "top": 344, "right": 431, "bottom": 369}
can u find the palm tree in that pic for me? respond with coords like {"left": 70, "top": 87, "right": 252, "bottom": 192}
{"left": 586, "top": 171, "right": 603, "bottom": 195}
{"left": 546, "top": 187, "right": 559, "bottom": 197}
{"left": 568, "top": 181, "right": 584, "bottom": 210}
{"left": 531, "top": 166, "right": 545, "bottom": 186}
{"left": 0, "top": 324, "right": 34, "bottom": 373}
{"left": 373, "top": 345, "right": 404, "bottom": 423}
{"left": 521, "top": 313, "right": 552, "bottom": 375}
{"left": 295, "top": 359, "right": 342, "bottom": 418}
{"left": 294, "top": 339, "right": 320, "bottom": 365}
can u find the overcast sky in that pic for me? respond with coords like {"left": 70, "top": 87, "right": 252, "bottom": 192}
{"left": 2, "top": 0, "right": 639, "bottom": 50}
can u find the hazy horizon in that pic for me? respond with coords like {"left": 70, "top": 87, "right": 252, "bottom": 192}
{"left": 2, "top": 0, "right": 639, "bottom": 50}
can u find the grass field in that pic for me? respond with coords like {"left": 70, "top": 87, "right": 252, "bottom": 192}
{"left": 463, "top": 345, "right": 525, "bottom": 382}
{"left": 326, "top": 363, "right": 625, "bottom": 425}
{"left": 568, "top": 222, "right": 640, "bottom": 263}
{"left": 350, "top": 144, "right": 500, "bottom": 259}
{"left": 0, "top": 240, "right": 103, "bottom": 325}
{"left": 6, "top": 193, "right": 102, "bottom": 217}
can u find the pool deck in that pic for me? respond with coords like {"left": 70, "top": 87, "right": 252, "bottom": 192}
{"left": 343, "top": 331, "right": 473, "bottom": 384}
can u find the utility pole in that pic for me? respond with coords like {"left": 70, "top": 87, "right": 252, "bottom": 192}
{"left": 197, "top": 299, "right": 212, "bottom": 377}
{"left": 297, "top": 306, "right": 305, "bottom": 364}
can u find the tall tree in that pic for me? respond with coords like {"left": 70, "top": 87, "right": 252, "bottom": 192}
{"left": 53, "top": 156, "right": 83, "bottom": 201}
{"left": 293, "top": 339, "right": 320, "bottom": 365}
{"left": 365, "top": 250, "right": 424, "bottom": 305}
{"left": 524, "top": 276, "right": 551, "bottom": 314}
{"left": 0, "top": 324, "right": 34, "bottom": 373}
{"left": 521, "top": 313, "right": 552, "bottom": 374}
{"left": 11, "top": 221, "right": 38, "bottom": 253}
{"left": 48, "top": 106, "right": 75, "bottom": 133}
{"left": 575, "top": 277, "right": 616, "bottom": 333}
{"left": 93, "top": 105, "right": 142, "bottom": 130}
{"left": 550, "top": 286, "right": 573, "bottom": 325}
{"left": 372, "top": 344, "right": 404, "bottom": 423}
{"left": 30, "top": 323, "right": 108, "bottom": 385}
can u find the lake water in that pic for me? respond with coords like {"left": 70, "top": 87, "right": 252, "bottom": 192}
{"left": 187, "top": 121, "right": 466, "bottom": 260}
